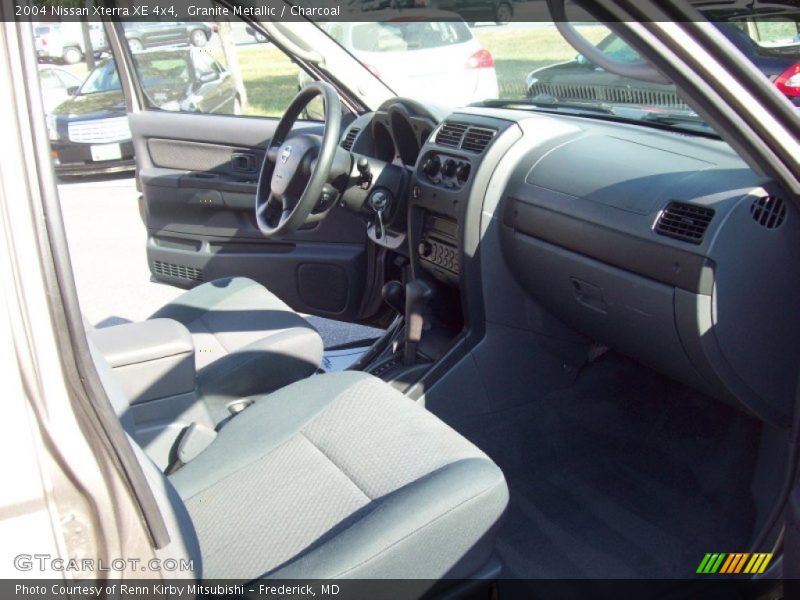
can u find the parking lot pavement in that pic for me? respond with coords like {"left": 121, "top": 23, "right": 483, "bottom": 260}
{"left": 57, "top": 175, "right": 382, "bottom": 347}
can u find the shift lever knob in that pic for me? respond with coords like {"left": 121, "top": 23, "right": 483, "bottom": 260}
{"left": 381, "top": 281, "right": 405, "bottom": 315}
{"left": 404, "top": 278, "right": 435, "bottom": 365}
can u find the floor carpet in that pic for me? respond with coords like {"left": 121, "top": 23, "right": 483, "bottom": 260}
{"left": 446, "top": 353, "right": 761, "bottom": 581}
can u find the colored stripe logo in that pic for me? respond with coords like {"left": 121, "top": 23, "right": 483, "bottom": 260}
{"left": 696, "top": 553, "right": 772, "bottom": 574}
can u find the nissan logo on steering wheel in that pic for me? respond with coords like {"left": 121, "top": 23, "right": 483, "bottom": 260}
{"left": 280, "top": 145, "right": 292, "bottom": 164}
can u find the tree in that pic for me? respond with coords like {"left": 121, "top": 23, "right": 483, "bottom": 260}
{"left": 217, "top": 20, "right": 248, "bottom": 109}
{"left": 80, "top": 18, "right": 94, "bottom": 70}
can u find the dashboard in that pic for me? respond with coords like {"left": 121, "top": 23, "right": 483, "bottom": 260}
{"left": 336, "top": 98, "right": 800, "bottom": 428}
{"left": 344, "top": 98, "right": 444, "bottom": 167}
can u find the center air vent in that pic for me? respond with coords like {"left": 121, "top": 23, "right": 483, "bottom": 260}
{"left": 435, "top": 121, "right": 469, "bottom": 148}
{"left": 750, "top": 195, "right": 786, "bottom": 229}
{"left": 461, "top": 127, "right": 497, "bottom": 153}
{"left": 341, "top": 127, "right": 360, "bottom": 151}
{"left": 655, "top": 201, "right": 715, "bottom": 244}
{"left": 435, "top": 121, "right": 497, "bottom": 153}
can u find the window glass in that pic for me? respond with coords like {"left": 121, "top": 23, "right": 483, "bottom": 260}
{"left": 600, "top": 35, "right": 642, "bottom": 63}
{"left": 39, "top": 70, "right": 63, "bottom": 90}
{"left": 193, "top": 51, "right": 221, "bottom": 80}
{"left": 317, "top": 15, "right": 799, "bottom": 128}
{"left": 137, "top": 55, "right": 192, "bottom": 87}
{"left": 54, "top": 70, "right": 81, "bottom": 88}
{"left": 121, "top": 12, "right": 313, "bottom": 119}
{"left": 745, "top": 19, "right": 800, "bottom": 48}
{"left": 349, "top": 22, "right": 471, "bottom": 52}
{"left": 80, "top": 59, "right": 121, "bottom": 94}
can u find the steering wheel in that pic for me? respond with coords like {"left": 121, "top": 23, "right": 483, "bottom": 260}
{"left": 256, "top": 81, "right": 343, "bottom": 237}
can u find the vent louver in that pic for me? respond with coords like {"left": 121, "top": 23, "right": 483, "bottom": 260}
{"left": 435, "top": 121, "right": 469, "bottom": 148}
{"left": 435, "top": 121, "right": 497, "bottom": 153}
{"left": 341, "top": 128, "right": 360, "bottom": 151}
{"left": 750, "top": 196, "right": 786, "bottom": 229}
{"left": 153, "top": 261, "right": 203, "bottom": 282}
{"left": 655, "top": 202, "right": 715, "bottom": 244}
{"left": 461, "top": 127, "right": 497, "bottom": 153}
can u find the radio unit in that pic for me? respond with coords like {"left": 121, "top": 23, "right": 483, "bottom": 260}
{"left": 418, "top": 213, "right": 459, "bottom": 281}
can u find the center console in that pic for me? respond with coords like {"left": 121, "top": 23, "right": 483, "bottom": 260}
{"left": 417, "top": 213, "right": 460, "bottom": 283}
{"left": 410, "top": 117, "right": 512, "bottom": 288}
{"left": 89, "top": 319, "right": 213, "bottom": 469}
{"left": 362, "top": 114, "right": 515, "bottom": 392}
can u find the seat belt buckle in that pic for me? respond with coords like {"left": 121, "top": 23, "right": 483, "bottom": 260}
{"left": 165, "top": 422, "right": 217, "bottom": 474}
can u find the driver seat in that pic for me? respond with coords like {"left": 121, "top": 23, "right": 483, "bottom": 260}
{"left": 148, "top": 276, "right": 323, "bottom": 423}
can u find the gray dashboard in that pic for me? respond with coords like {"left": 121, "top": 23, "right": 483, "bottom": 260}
{"left": 492, "top": 113, "right": 800, "bottom": 426}
{"left": 339, "top": 101, "right": 799, "bottom": 427}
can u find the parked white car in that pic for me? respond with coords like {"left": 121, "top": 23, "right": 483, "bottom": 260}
{"left": 314, "top": 12, "right": 498, "bottom": 107}
{"left": 33, "top": 22, "right": 107, "bottom": 65}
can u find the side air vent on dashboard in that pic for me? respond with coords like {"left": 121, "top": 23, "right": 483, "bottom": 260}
{"left": 435, "top": 121, "right": 469, "bottom": 148}
{"left": 461, "top": 126, "right": 497, "bottom": 153}
{"left": 750, "top": 195, "right": 786, "bottom": 230}
{"left": 341, "top": 128, "right": 360, "bottom": 151}
{"left": 654, "top": 201, "right": 715, "bottom": 244}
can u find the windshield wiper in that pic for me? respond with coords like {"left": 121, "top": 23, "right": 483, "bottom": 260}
{"left": 636, "top": 111, "right": 718, "bottom": 136}
{"left": 474, "top": 99, "right": 719, "bottom": 138}
{"left": 638, "top": 111, "right": 703, "bottom": 125}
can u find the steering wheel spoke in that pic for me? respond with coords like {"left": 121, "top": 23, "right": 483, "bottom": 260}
{"left": 257, "top": 193, "right": 278, "bottom": 215}
{"left": 266, "top": 142, "right": 282, "bottom": 165}
{"left": 282, "top": 191, "right": 300, "bottom": 212}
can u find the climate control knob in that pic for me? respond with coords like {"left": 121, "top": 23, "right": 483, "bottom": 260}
{"left": 422, "top": 156, "right": 441, "bottom": 178}
{"left": 456, "top": 162, "right": 471, "bottom": 182}
{"left": 442, "top": 159, "right": 457, "bottom": 178}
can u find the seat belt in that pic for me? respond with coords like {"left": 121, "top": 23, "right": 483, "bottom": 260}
{"left": 164, "top": 422, "right": 217, "bottom": 475}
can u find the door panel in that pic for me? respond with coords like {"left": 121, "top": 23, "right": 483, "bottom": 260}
{"left": 129, "top": 111, "right": 371, "bottom": 322}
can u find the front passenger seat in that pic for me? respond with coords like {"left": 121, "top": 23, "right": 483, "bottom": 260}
{"left": 90, "top": 341, "right": 509, "bottom": 585}
{"left": 148, "top": 276, "right": 323, "bottom": 422}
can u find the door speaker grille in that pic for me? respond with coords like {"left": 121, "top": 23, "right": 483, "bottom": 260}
{"left": 152, "top": 261, "right": 203, "bottom": 282}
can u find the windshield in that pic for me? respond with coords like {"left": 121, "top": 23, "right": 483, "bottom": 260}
{"left": 135, "top": 56, "right": 193, "bottom": 89}
{"left": 79, "top": 59, "right": 121, "bottom": 95}
{"left": 318, "top": 15, "right": 800, "bottom": 134}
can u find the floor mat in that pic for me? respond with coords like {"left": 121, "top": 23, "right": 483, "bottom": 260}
{"left": 303, "top": 315, "right": 383, "bottom": 348}
{"left": 320, "top": 346, "right": 372, "bottom": 372}
{"left": 448, "top": 353, "right": 761, "bottom": 579}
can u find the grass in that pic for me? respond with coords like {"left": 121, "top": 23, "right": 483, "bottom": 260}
{"left": 474, "top": 25, "right": 609, "bottom": 98}
{"left": 233, "top": 44, "right": 302, "bottom": 117}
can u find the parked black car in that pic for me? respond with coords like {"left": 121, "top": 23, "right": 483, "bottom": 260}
{"left": 47, "top": 48, "right": 237, "bottom": 176}
{"left": 122, "top": 21, "right": 217, "bottom": 52}
{"left": 427, "top": 0, "right": 513, "bottom": 25}
{"left": 526, "top": 21, "right": 800, "bottom": 108}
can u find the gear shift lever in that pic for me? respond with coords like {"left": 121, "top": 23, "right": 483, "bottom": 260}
{"left": 404, "top": 278, "right": 434, "bottom": 365}
{"left": 382, "top": 281, "right": 405, "bottom": 315}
